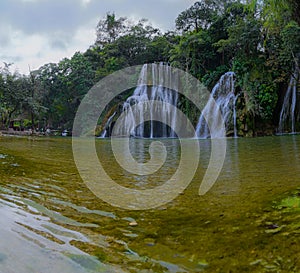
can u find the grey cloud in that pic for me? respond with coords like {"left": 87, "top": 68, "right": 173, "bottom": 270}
{"left": 0, "top": 0, "right": 90, "bottom": 35}
{"left": 86, "top": 0, "right": 193, "bottom": 31}
{"left": 0, "top": 0, "right": 193, "bottom": 36}
{"left": 0, "top": 0, "right": 194, "bottom": 53}
{"left": 0, "top": 32, "right": 11, "bottom": 48}
{"left": 49, "top": 38, "right": 68, "bottom": 50}
{"left": 48, "top": 31, "right": 73, "bottom": 50}
{"left": 0, "top": 0, "right": 195, "bottom": 73}
{"left": 0, "top": 54, "right": 22, "bottom": 63}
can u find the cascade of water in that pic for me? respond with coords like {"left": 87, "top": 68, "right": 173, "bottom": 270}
{"left": 233, "top": 94, "right": 239, "bottom": 138}
{"left": 291, "top": 77, "right": 297, "bottom": 133}
{"left": 278, "top": 70, "right": 298, "bottom": 134}
{"left": 195, "top": 72, "right": 238, "bottom": 138}
{"left": 104, "top": 63, "right": 179, "bottom": 138}
{"left": 99, "top": 112, "right": 116, "bottom": 138}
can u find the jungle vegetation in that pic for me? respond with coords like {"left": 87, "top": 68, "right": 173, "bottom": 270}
{"left": 0, "top": 0, "right": 299, "bottom": 136}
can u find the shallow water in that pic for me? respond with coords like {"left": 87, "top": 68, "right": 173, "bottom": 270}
{"left": 0, "top": 135, "right": 300, "bottom": 272}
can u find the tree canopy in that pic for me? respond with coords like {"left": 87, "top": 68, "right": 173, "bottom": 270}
{"left": 0, "top": 0, "right": 299, "bottom": 135}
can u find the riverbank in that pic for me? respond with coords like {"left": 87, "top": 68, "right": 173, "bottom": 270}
{"left": 0, "top": 130, "right": 42, "bottom": 136}
{"left": 0, "top": 129, "right": 71, "bottom": 137}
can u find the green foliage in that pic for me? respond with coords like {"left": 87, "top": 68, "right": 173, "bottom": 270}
{"left": 95, "top": 12, "right": 128, "bottom": 47}
{"left": 0, "top": 65, "right": 34, "bottom": 128}
{"left": 257, "top": 83, "right": 278, "bottom": 120}
{"left": 175, "top": 0, "right": 226, "bottom": 32}
{"left": 0, "top": 1, "right": 298, "bottom": 134}
{"left": 279, "top": 21, "right": 300, "bottom": 69}
{"left": 262, "top": 0, "right": 292, "bottom": 32}
{"left": 202, "top": 65, "right": 229, "bottom": 88}
{"left": 233, "top": 55, "right": 278, "bottom": 123}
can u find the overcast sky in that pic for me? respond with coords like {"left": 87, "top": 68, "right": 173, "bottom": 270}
{"left": 0, "top": 0, "right": 195, "bottom": 74}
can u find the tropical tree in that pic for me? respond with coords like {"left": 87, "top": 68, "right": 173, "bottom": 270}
{"left": 0, "top": 68, "right": 31, "bottom": 129}
{"left": 95, "top": 12, "right": 129, "bottom": 47}
{"left": 175, "top": 0, "right": 227, "bottom": 32}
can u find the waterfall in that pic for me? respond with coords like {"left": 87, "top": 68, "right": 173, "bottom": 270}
{"left": 99, "top": 112, "right": 116, "bottom": 138}
{"left": 233, "top": 94, "right": 239, "bottom": 138}
{"left": 103, "top": 63, "right": 179, "bottom": 138}
{"left": 195, "top": 72, "right": 238, "bottom": 138}
{"left": 278, "top": 70, "right": 299, "bottom": 134}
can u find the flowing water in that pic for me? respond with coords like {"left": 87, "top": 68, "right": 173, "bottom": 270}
{"left": 195, "top": 72, "right": 238, "bottom": 138}
{"left": 1, "top": 135, "right": 300, "bottom": 272}
{"left": 278, "top": 70, "right": 299, "bottom": 134}
{"left": 102, "top": 63, "right": 179, "bottom": 138}
{"left": 102, "top": 66, "right": 238, "bottom": 139}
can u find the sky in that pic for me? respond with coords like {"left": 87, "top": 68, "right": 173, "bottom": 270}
{"left": 0, "top": 0, "right": 196, "bottom": 74}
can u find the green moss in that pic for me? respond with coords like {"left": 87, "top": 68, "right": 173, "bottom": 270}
{"left": 277, "top": 196, "right": 300, "bottom": 210}
{"left": 274, "top": 189, "right": 300, "bottom": 211}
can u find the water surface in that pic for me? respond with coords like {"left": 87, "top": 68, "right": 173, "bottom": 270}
{"left": 0, "top": 135, "right": 300, "bottom": 272}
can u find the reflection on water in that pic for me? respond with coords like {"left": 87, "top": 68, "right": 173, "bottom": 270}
{"left": 99, "top": 138, "right": 182, "bottom": 189}
{"left": 0, "top": 135, "right": 300, "bottom": 272}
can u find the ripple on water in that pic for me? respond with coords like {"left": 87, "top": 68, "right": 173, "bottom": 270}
{"left": 1, "top": 136, "right": 300, "bottom": 272}
{"left": 50, "top": 198, "right": 117, "bottom": 219}
{"left": 0, "top": 195, "right": 125, "bottom": 273}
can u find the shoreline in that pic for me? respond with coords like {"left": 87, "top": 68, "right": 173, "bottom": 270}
{"left": 0, "top": 130, "right": 43, "bottom": 137}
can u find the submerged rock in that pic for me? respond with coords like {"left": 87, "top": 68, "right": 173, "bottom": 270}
{"left": 264, "top": 225, "right": 285, "bottom": 234}
{"left": 129, "top": 221, "right": 138, "bottom": 227}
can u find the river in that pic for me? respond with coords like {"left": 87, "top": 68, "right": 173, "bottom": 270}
{"left": 0, "top": 135, "right": 300, "bottom": 272}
